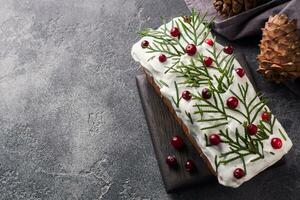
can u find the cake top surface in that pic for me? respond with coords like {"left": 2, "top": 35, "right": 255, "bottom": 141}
{"left": 131, "top": 10, "right": 292, "bottom": 188}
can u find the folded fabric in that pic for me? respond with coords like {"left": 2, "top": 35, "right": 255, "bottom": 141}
{"left": 185, "top": 0, "right": 299, "bottom": 40}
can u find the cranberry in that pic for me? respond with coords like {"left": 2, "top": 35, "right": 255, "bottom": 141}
{"left": 159, "top": 54, "right": 167, "bottom": 63}
{"left": 201, "top": 88, "right": 211, "bottom": 99}
{"left": 166, "top": 155, "right": 178, "bottom": 167}
{"left": 233, "top": 168, "right": 245, "bottom": 179}
{"left": 185, "top": 160, "right": 195, "bottom": 172}
{"left": 205, "top": 38, "right": 214, "bottom": 46}
{"left": 209, "top": 134, "right": 221, "bottom": 145}
{"left": 235, "top": 68, "right": 245, "bottom": 77}
{"left": 185, "top": 44, "right": 197, "bottom": 56}
{"left": 226, "top": 96, "right": 239, "bottom": 109}
{"left": 170, "top": 27, "right": 180, "bottom": 37}
{"left": 204, "top": 56, "right": 213, "bottom": 67}
{"left": 182, "top": 90, "right": 192, "bottom": 101}
{"left": 171, "top": 135, "right": 184, "bottom": 150}
{"left": 271, "top": 138, "right": 282, "bottom": 149}
{"left": 223, "top": 45, "right": 233, "bottom": 54}
{"left": 247, "top": 124, "right": 258, "bottom": 135}
{"left": 261, "top": 111, "right": 270, "bottom": 121}
{"left": 141, "top": 40, "right": 149, "bottom": 48}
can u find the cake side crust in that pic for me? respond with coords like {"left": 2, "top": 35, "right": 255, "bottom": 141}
{"left": 143, "top": 68, "right": 217, "bottom": 177}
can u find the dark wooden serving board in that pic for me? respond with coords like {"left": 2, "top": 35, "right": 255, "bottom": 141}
{"left": 136, "top": 54, "right": 255, "bottom": 192}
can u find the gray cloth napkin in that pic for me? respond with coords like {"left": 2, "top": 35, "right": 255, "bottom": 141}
{"left": 184, "top": 0, "right": 299, "bottom": 40}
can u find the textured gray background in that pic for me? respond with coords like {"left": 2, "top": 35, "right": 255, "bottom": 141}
{"left": 0, "top": 0, "right": 299, "bottom": 199}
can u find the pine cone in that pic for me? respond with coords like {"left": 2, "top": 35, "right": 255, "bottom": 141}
{"left": 257, "top": 14, "right": 300, "bottom": 83}
{"left": 213, "top": 0, "right": 267, "bottom": 18}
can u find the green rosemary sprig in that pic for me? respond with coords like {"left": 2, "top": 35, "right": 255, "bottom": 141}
{"left": 205, "top": 134, "right": 210, "bottom": 146}
{"left": 214, "top": 155, "right": 220, "bottom": 174}
{"left": 171, "top": 81, "right": 181, "bottom": 108}
{"left": 166, "top": 50, "right": 235, "bottom": 93}
{"left": 139, "top": 10, "right": 214, "bottom": 76}
{"left": 191, "top": 81, "right": 274, "bottom": 171}
{"left": 228, "top": 82, "right": 267, "bottom": 124}
{"left": 176, "top": 9, "right": 213, "bottom": 46}
{"left": 212, "top": 59, "right": 235, "bottom": 93}
{"left": 144, "top": 37, "right": 184, "bottom": 57}
{"left": 192, "top": 89, "right": 243, "bottom": 126}
{"left": 192, "top": 91, "right": 229, "bottom": 130}
{"left": 206, "top": 42, "right": 235, "bottom": 93}
{"left": 168, "top": 55, "right": 212, "bottom": 87}
{"left": 217, "top": 128, "right": 266, "bottom": 173}
{"left": 185, "top": 111, "right": 194, "bottom": 124}
{"left": 257, "top": 117, "right": 275, "bottom": 136}
{"left": 159, "top": 79, "right": 169, "bottom": 87}
{"left": 279, "top": 129, "right": 287, "bottom": 141}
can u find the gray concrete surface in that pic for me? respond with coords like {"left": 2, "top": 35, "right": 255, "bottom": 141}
{"left": 0, "top": 0, "right": 299, "bottom": 199}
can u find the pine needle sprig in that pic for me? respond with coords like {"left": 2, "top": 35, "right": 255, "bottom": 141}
{"left": 139, "top": 26, "right": 185, "bottom": 57}
{"left": 185, "top": 111, "right": 194, "bottom": 124}
{"left": 210, "top": 83, "right": 275, "bottom": 171}
{"left": 228, "top": 82, "right": 267, "bottom": 124}
{"left": 164, "top": 57, "right": 181, "bottom": 74}
{"left": 214, "top": 55, "right": 235, "bottom": 92}
{"left": 279, "top": 129, "right": 287, "bottom": 141}
{"left": 191, "top": 81, "right": 273, "bottom": 171}
{"left": 176, "top": 9, "right": 213, "bottom": 46}
{"left": 159, "top": 79, "right": 169, "bottom": 87}
{"left": 166, "top": 52, "right": 235, "bottom": 94}
{"left": 192, "top": 91, "right": 229, "bottom": 130}
{"left": 145, "top": 38, "right": 184, "bottom": 57}
{"left": 217, "top": 128, "right": 265, "bottom": 173}
{"left": 206, "top": 42, "right": 235, "bottom": 93}
{"left": 168, "top": 55, "right": 213, "bottom": 87}
{"left": 139, "top": 10, "right": 214, "bottom": 63}
{"left": 254, "top": 113, "right": 276, "bottom": 141}
{"left": 250, "top": 97, "right": 268, "bottom": 124}
{"left": 193, "top": 89, "right": 243, "bottom": 125}
{"left": 171, "top": 81, "right": 182, "bottom": 108}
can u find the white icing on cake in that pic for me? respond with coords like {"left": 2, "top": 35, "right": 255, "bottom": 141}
{"left": 131, "top": 16, "right": 292, "bottom": 188}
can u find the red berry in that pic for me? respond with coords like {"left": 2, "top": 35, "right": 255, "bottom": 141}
{"left": 223, "top": 45, "right": 233, "bottom": 54}
{"left": 166, "top": 155, "right": 178, "bottom": 167}
{"left": 170, "top": 27, "right": 180, "bottom": 37}
{"left": 171, "top": 135, "right": 184, "bottom": 150}
{"left": 271, "top": 138, "right": 282, "bottom": 149}
{"left": 204, "top": 56, "right": 213, "bottom": 67}
{"left": 201, "top": 88, "right": 211, "bottom": 99}
{"left": 235, "top": 68, "right": 245, "bottom": 77}
{"left": 185, "top": 160, "right": 195, "bottom": 172}
{"left": 141, "top": 40, "right": 149, "bottom": 48}
{"left": 209, "top": 134, "right": 221, "bottom": 145}
{"left": 159, "top": 54, "right": 167, "bottom": 63}
{"left": 205, "top": 38, "right": 214, "bottom": 46}
{"left": 182, "top": 90, "right": 192, "bottom": 101}
{"left": 226, "top": 96, "right": 239, "bottom": 109}
{"left": 185, "top": 44, "right": 197, "bottom": 56}
{"left": 247, "top": 124, "right": 258, "bottom": 135}
{"left": 233, "top": 168, "right": 245, "bottom": 179}
{"left": 261, "top": 111, "right": 270, "bottom": 121}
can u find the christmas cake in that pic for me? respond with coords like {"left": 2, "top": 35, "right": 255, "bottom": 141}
{"left": 131, "top": 11, "right": 292, "bottom": 188}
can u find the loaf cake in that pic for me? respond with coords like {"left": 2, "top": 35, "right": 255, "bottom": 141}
{"left": 131, "top": 10, "right": 293, "bottom": 188}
